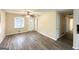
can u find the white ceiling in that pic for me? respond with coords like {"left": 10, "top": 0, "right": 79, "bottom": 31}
{"left": 32, "top": 9, "right": 72, "bottom": 12}
{"left": 2, "top": 9, "right": 73, "bottom": 15}
{"left": 3, "top": 9, "right": 72, "bottom": 12}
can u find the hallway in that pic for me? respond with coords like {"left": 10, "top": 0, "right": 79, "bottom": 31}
{"left": 58, "top": 32, "right": 73, "bottom": 49}
{"left": 0, "top": 31, "right": 73, "bottom": 50}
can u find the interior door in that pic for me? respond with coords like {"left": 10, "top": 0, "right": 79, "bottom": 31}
{"left": 28, "top": 17, "right": 35, "bottom": 31}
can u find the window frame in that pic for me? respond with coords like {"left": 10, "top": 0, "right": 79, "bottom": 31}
{"left": 14, "top": 16, "right": 24, "bottom": 29}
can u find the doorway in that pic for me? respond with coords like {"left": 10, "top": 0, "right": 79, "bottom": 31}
{"left": 66, "top": 15, "right": 73, "bottom": 40}
{"left": 58, "top": 10, "right": 73, "bottom": 48}
{"left": 28, "top": 16, "right": 38, "bottom": 31}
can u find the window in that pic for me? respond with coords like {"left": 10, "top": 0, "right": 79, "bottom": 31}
{"left": 14, "top": 17, "right": 24, "bottom": 28}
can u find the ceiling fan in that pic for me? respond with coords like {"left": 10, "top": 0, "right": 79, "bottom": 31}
{"left": 25, "top": 10, "right": 40, "bottom": 17}
{"left": 25, "top": 10, "right": 35, "bottom": 17}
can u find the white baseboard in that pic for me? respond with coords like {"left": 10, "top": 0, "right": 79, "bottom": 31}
{"left": 72, "top": 46, "right": 77, "bottom": 49}
{"left": 0, "top": 35, "right": 5, "bottom": 44}
{"left": 57, "top": 33, "right": 66, "bottom": 39}
{"left": 6, "top": 31, "right": 28, "bottom": 36}
{"left": 73, "top": 46, "right": 79, "bottom": 50}
{"left": 37, "top": 31, "right": 57, "bottom": 40}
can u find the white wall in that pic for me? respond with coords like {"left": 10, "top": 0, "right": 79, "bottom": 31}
{"left": 73, "top": 10, "right": 79, "bottom": 49}
{"left": 6, "top": 13, "right": 28, "bottom": 35}
{"left": 37, "top": 11, "right": 57, "bottom": 40}
{"left": 0, "top": 11, "right": 6, "bottom": 43}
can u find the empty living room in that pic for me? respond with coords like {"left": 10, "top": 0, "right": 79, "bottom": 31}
{"left": 0, "top": 9, "right": 79, "bottom": 50}
{"left": 0, "top": 0, "right": 79, "bottom": 59}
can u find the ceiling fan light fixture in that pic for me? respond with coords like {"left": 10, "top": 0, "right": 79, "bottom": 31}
{"left": 29, "top": 12, "right": 33, "bottom": 15}
{"left": 26, "top": 15, "right": 30, "bottom": 18}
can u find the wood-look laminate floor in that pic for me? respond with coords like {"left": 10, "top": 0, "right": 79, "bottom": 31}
{"left": 0, "top": 31, "right": 73, "bottom": 50}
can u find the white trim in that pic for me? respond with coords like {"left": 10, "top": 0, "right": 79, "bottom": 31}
{"left": 37, "top": 31, "right": 57, "bottom": 40}
{"left": 57, "top": 33, "right": 66, "bottom": 40}
{"left": 72, "top": 46, "right": 79, "bottom": 50}
{"left": 0, "top": 34, "right": 5, "bottom": 44}
{"left": 14, "top": 17, "right": 24, "bottom": 28}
